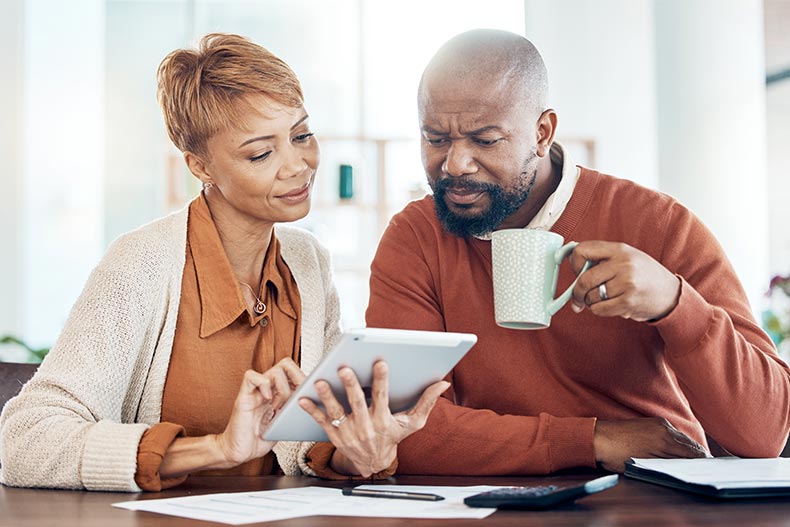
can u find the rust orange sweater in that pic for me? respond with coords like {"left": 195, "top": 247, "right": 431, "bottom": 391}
{"left": 366, "top": 168, "right": 790, "bottom": 475}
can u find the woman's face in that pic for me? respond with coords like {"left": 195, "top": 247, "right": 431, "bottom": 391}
{"left": 199, "top": 94, "right": 319, "bottom": 225}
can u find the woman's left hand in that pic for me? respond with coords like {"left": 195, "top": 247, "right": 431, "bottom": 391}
{"left": 298, "top": 361, "right": 450, "bottom": 477}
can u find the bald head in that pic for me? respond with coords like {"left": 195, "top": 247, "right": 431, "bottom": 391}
{"left": 419, "top": 29, "right": 548, "bottom": 120}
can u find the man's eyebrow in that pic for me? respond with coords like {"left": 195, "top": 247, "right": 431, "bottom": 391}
{"left": 421, "top": 126, "right": 447, "bottom": 135}
{"left": 238, "top": 114, "right": 310, "bottom": 148}
{"left": 421, "top": 125, "right": 504, "bottom": 136}
{"left": 466, "top": 125, "right": 504, "bottom": 135}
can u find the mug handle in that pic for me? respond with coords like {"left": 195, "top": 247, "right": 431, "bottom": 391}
{"left": 547, "top": 241, "right": 591, "bottom": 316}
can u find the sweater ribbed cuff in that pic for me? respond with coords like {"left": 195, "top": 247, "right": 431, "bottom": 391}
{"left": 81, "top": 421, "right": 149, "bottom": 492}
{"left": 650, "top": 277, "right": 715, "bottom": 358}
{"left": 546, "top": 415, "right": 597, "bottom": 472}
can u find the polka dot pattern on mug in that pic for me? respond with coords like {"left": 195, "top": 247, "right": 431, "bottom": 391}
{"left": 492, "top": 230, "right": 559, "bottom": 329}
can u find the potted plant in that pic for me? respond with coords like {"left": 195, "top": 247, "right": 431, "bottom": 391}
{"left": 0, "top": 335, "right": 50, "bottom": 363}
{"left": 763, "top": 274, "right": 790, "bottom": 363}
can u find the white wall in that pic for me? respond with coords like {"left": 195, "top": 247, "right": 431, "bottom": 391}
{"left": 104, "top": 1, "right": 189, "bottom": 243}
{"left": 22, "top": 0, "right": 106, "bottom": 347}
{"left": 765, "top": 0, "right": 790, "bottom": 277}
{"left": 655, "top": 0, "right": 768, "bottom": 309}
{"left": 523, "top": 0, "right": 659, "bottom": 188}
{"left": 0, "top": 0, "right": 24, "bottom": 340}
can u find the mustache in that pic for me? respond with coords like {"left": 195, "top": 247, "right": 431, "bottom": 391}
{"left": 432, "top": 177, "right": 498, "bottom": 193}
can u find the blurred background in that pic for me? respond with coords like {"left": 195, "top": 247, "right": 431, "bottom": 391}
{"left": 1, "top": 0, "right": 789, "bottom": 361}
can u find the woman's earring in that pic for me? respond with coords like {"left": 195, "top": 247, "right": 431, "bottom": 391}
{"left": 203, "top": 181, "right": 213, "bottom": 190}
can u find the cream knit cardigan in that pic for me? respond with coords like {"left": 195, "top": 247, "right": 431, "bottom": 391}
{"left": 0, "top": 206, "right": 341, "bottom": 491}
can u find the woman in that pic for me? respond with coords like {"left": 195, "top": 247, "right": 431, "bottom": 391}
{"left": 0, "top": 33, "right": 448, "bottom": 491}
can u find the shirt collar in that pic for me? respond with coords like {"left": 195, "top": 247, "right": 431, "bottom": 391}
{"left": 261, "top": 234, "right": 297, "bottom": 323}
{"left": 188, "top": 194, "right": 296, "bottom": 338}
{"left": 527, "top": 141, "right": 581, "bottom": 231}
{"left": 474, "top": 141, "right": 581, "bottom": 240}
{"left": 188, "top": 194, "right": 248, "bottom": 338}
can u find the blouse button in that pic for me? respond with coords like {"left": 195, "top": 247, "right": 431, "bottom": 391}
{"left": 260, "top": 317, "right": 269, "bottom": 328}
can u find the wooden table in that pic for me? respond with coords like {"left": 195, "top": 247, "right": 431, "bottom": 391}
{"left": 3, "top": 472, "right": 790, "bottom": 527}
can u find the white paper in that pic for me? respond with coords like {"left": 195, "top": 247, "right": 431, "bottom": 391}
{"left": 631, "top": 457, "right": 790, "bottom": 489}
{"left": 113, "top": 485, "right": 500, "bottom": 525}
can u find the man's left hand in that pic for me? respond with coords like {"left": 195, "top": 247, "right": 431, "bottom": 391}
{"left": 298, "top": 361, "right": 450, "bottom": 477}
{"left": 568, "top": 241, "right": 681, "bottom": 322}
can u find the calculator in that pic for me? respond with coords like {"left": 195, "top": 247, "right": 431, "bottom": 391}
{"left": 464, "top": 474, "right": 619, "bottom": 509}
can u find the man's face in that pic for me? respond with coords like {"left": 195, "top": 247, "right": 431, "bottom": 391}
{"left": 419, "top": 74, "right": 539, "bottom": 237}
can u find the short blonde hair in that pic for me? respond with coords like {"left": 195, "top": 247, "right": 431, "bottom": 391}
{"left": 157, "top": 33, "right": 304, "bottom": 156}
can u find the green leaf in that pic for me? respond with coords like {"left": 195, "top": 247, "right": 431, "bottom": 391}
{"left": 0, "top": 334, "right": 50, "bottom": 363}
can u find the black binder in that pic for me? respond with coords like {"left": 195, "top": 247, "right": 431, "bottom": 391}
{"left": 625, "top": 460, "right": 790, "bottom": 499}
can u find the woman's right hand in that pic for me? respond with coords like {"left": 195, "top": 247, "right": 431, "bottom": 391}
{"left": 215, "top": 359, "right": 306, "bottom": 467}
{"left": 159, "top": 359, "right": 305, "bottom": 479}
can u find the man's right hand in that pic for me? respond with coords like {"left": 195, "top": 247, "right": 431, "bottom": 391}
{"left": 593, "top": 418, "right": 709, "bottom": 472}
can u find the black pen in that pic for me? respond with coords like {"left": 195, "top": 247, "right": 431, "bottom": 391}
{"left": 342, "top": 487, "right": 445, "bottom": 501}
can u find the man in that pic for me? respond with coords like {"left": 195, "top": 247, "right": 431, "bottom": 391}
{"left": 366, "top": 29, "right": 790, "bottom": 474}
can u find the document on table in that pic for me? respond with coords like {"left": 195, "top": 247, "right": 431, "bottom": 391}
{"left": 113, "top": 484, "right": 501, "bottom": 525}
{"left": 625, "top": 457, "right": 790, "bottom": 498}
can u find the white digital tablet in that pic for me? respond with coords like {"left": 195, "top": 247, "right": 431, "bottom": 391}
{"left": 263, "top": 327, "right": 477, "bottom": 442}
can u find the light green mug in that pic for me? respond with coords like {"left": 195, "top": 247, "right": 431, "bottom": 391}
{"left": 491, "top": 229, "right": 590, "bottom": 330}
